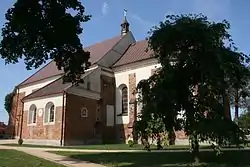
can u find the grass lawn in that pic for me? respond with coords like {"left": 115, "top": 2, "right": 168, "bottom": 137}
{"left": 52, "top": 150, "right": 250, "bottom": 167}
{"left": 0, "top": 149, "right": 64, "bottom": 167}
{"left": 2, "top": 143, "right": 213, "bottom": 150}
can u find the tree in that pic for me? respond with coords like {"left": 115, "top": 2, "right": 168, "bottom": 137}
{"left": 238, "top": 111, "right": 250, "bottom": 132}
{"left": 136, "top": 14, "right": 248, "bottom": 163}
{"left": 0, "top": 0, "right": 91, "bottom": 84}
{"left": 4, "top": 91, "right": 15, "bottom": 114}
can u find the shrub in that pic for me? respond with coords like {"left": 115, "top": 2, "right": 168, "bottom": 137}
{"left": 18, "top": 138, "right": 23, "bottom": 145}
{"left": 128, "top": 140, "right": 134, "bottom": 147}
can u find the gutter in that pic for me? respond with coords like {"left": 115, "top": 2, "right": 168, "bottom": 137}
{"left": 60, "top": 91, "right": 66, "bottom": 146}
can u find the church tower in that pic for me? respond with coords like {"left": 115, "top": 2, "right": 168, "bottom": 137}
{"left": 121, "top": 9, "right": 130, "bottom": 36}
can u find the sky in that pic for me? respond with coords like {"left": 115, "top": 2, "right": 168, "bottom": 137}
{"left": 0, "top": 0, "right": 250, "bottom": 124}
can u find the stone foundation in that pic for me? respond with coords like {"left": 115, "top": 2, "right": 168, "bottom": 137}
{"left": 22, "top": 139, "right": 61, "bottom": 146}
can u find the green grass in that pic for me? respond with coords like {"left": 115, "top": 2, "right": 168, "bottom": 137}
{"left": 0, "top": 149, "right": 64, "bottom": 167}
{"left": 52, "top": 150, "right": 250, "bottom": 167}
{"left": 1, "top": 143, "right": 214, "bottom": 150}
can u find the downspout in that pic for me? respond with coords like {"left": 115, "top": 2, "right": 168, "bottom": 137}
{"left": 60, "top": 91, "right": 66, "bottom": 146}
{"left": 19, "top": 99, "right": 24, "bottom": 139}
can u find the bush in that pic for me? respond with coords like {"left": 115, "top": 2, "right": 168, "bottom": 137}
{"left": 18, "top": 138, "right": 23, "bottom": 145}
{"left": 128, "top": 140, "right": 134, "bottom": 147}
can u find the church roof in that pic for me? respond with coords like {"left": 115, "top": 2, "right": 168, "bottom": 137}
{"left": 22, "top": 77, "right": 71, "bottom": 101}
{"left": 18, "top": 35, "right": 122, "bottom": 87}
{"left": 18, "top": 36, "right": 156, "bottom": 88}
{"left": 113, "top": 40, "right": 154, "bottom": 67}
{"left": 23, "top": 70, "right": 93, "bottom": 100}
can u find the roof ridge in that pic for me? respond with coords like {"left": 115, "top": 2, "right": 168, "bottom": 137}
{"left": 94, "top": 35, "right": 125, "bottom": 65}
{"left": 111, "top": 43, "right": 133, "bottom": 67}
{"left": 84, "top": 35, "right": 122, "bottom": 49}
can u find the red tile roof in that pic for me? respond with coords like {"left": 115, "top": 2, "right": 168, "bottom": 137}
{"left": 19, "top": 35, "right": 122, "bottom": 87}
{"left": 22, "top": 77, "right": 71, "bottom": 100}
{"left": 113, "top": 40, "right": 154, "bottom": 67}
{"left": 19, "top": 61, "right": 63, "bottom": 86}
{"left": 23, "top": 70, "right": 94, "bottom": 100}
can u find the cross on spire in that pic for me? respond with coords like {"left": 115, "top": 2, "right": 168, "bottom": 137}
{"left": 121, "top": 9, "right": 130, "bottom": 36}
{"left": 124, "top": 9, "right": 127, "bottom": 17}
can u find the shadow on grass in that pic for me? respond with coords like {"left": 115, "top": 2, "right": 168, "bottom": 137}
{"left": 54, "top": 150, "right": 250, "bottom": 167}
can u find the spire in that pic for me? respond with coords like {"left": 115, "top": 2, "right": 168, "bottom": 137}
{"left": 121, "top": 9, "right": 130, "bottom": 36}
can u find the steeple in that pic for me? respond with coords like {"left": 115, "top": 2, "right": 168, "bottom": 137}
{"left": 121, "top": 9, "right": 130, "bottom": 36}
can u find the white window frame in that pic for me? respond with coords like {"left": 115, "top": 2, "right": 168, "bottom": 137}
{"left": 27, "top": 104, "right": 37, "bottom": 126}
{"left": 44, "top": 102, "right": 56, "bottom": 125}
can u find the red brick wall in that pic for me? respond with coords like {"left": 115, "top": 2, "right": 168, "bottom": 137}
{"left": 128, "top": 73, "right": 136, "bottom": 127}
{"left": 100, "top": 74, "right": 116, "bottom": 143}
{"left": 116, "top": 69, "right": 188, "bottom": 142}
{"left": 21, "top": 106, "right": 62, "bottom": 140}
{"left": 6, "top": 92, "right": 25, "bottom": 138}
{"left": 64, "top": 93, "right": 99, "bottom": 145}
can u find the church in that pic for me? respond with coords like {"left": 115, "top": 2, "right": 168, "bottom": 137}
{"left": 8, "top": 13, "right": 187, "bottom": 146}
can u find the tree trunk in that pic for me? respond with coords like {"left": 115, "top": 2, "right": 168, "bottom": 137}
{"left": 191, "top": 134, "right": 200, "bottom": 164}
{"left": 224, "top": 92, "right": 231, "bottom": 120}
{"left": 168, "top": 129, "right": 176, "bottom": 145}
{"left": 234, "top": 89, "right": 239, "bottom": 122}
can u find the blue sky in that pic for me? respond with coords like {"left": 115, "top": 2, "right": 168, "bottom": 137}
{"left": 0, "top": 0, "right": 250, "bottom": 123}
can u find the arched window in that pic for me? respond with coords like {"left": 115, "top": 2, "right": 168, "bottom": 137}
{"left": 119, "top": 84, "right": 128, "bottom": 115}
{"left": 44, "top": 102, "right": 55, "bottom": 124}
{"left": 28, "top": 104, "right": 37, "bottom": 124}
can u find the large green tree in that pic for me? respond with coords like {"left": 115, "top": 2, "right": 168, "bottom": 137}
{"left": 135, "top": 14, "right": 249, "bottom": 163}
{"left": 0, "top": 0, "right": 91, "bottom": 84}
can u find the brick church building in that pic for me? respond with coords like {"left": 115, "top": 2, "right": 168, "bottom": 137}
{"left": 7, "top": 14, "right": 187, "bottom": 146}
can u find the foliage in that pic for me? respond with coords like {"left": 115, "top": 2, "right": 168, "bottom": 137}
{"left": 18, "top": 138, "right": 23, "bottom": 145}
{"left": 0, "top": 0, "right": 91, "bottom": 84}
{"left": 238, "top": 111, "right": 250, "bottom": 133}
{"left": 127, "top": 140, "right": 134, "bottom": 147}
{"left": 4, "top": 90, "right": 15, "bottom": 114}
{"left": 136, "top": 14, "right": 249, "bottom": 162}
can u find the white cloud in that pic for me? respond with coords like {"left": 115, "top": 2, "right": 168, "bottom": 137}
{"left": 130, "top": 13, "right": 155, "bottom": 32}
{"left": 101, "top": 2, "right": 108, "bottom": 15}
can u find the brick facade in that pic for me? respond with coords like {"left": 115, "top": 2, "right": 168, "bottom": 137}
{"left": 63, "top": 74, "right": 116, "bottom": 145}
{"left": 21, "top": 106, "right": 63, "bottom": 140}
{"left": 6, "top": 92, "right": 25, "bottom": 138}
{"left": 116, "top": 73, "right": 137, "bottom": 142}
{"left": 100, "top": 74, "right": 116, "bottom": 143}
{"left": 128, "top": 73, "right": 136, "bottom": 127}
{"left": 64, "top": 93, "right": 99, "bottom": 145}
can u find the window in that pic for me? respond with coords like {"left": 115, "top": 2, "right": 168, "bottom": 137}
{"left": 44, "top": 102, "right": 55, "bottom": 124}
{"left": 49, "top": 105, "right": 55, "bottom": 122}
{"left": 81, "top": 107, "right": 88, "bottom": 118}
{"left": 121, "top": 85, "right": 128, "bottom": 114}
{"left": 28, "top": 104, "right": 37, "bottom": 125}
{"left": 87, "top": 81, "right": 91, "bottom": 90}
